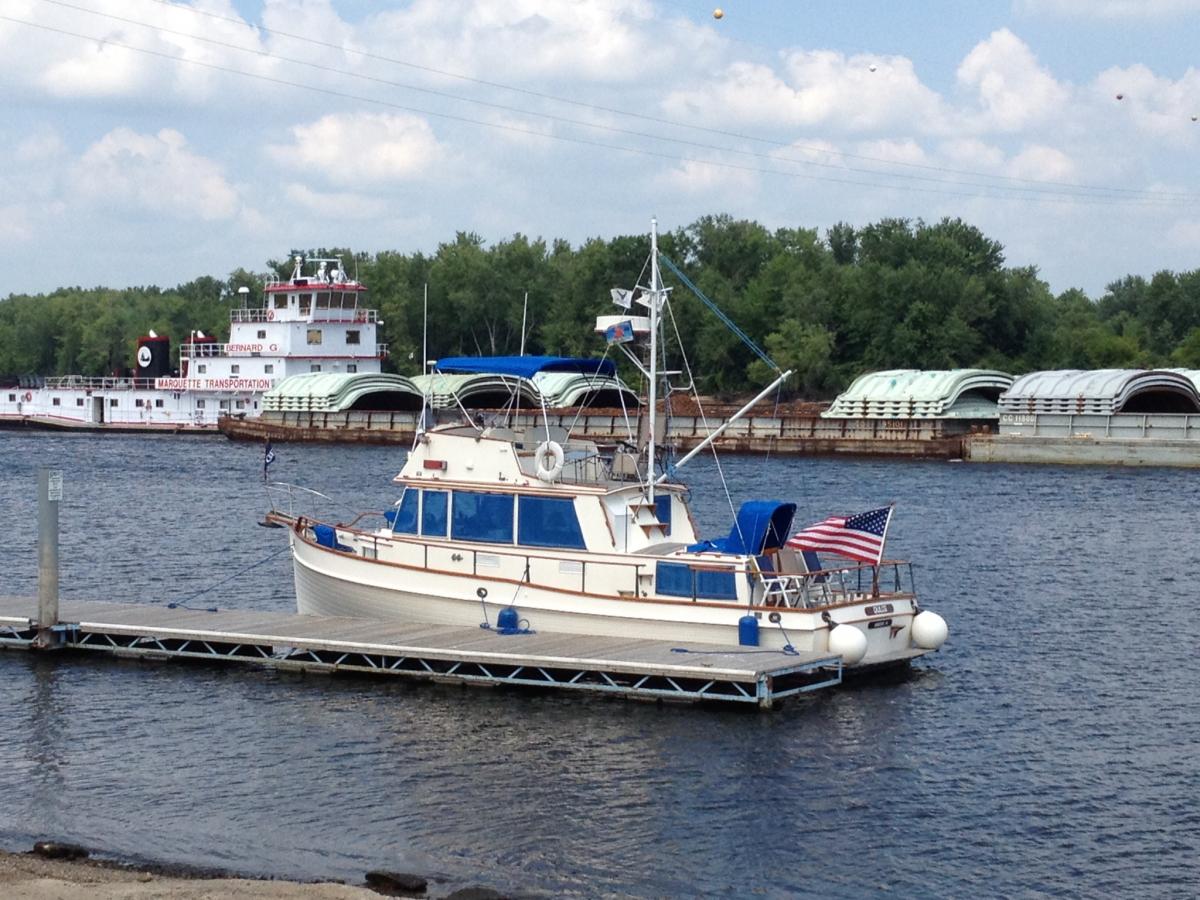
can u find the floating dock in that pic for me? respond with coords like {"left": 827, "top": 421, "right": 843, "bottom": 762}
{"left": 0, "top": 597, "right": 841, "bottom": 709}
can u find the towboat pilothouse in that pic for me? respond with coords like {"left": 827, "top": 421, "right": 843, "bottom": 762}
{"left": 268, "top": 222, "right": 948, "bottom": 670}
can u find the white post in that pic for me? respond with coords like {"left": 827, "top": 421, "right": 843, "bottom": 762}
{"left": 519, "top": 291, "right": 529, "bottom": 356}
{"left": 656, "top": 370, "right": 793, "bottom": 483}
{"left": 36, "top": 468, "right": 61, "bottom": 648}
{"left": 647, "top": 218, "right": 659, "bottom": 503}
{"left": 422, "top": 283, "right": 429, "bottom": 375}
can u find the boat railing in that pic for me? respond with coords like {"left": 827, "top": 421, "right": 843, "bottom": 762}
{"left": 557, "top": 452, "right": 611, "bottom": 485}
{"left": 757, "top": 561, "right": 915, "bottom": 609}
{"left": 319, "top": 515, "right": 652, "bottom": 598}
{"left": 42, "top": 375, "right": 159, "bottom": 390}
{"left": 229, "top": 309, "right": 276, "bottom": 323}
{"left": 265, "top": 482, "right": 361, "bottom": 522}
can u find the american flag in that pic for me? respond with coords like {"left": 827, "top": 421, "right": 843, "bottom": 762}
{"left": 786, "top": 505, "right": 893, "bottom": 565}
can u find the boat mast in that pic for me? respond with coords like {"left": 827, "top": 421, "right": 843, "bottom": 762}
{"left": 647, "top": 218, "right": 660, "bottom": 503}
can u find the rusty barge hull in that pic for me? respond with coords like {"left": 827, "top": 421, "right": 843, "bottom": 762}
{"left": 219, "top": 411, "right": 971, "bottom": 459}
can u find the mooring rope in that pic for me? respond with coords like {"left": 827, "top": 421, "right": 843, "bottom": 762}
{"left": 166, "top": 545, "right": 290, "bottom": 611}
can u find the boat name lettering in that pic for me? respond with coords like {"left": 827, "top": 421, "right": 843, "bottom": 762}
{"left": 864, "top": 604, "right": 894, "bottom": 616}
{"left": 867, "top": 618, "right": 893, "bottom": 630}
{"left": 1000, "top": 414, "right": 1036, "bottom": 425}
{"left": 224, "top": 343, "right": 264, "bottom": 353}
{"left": 154, "top": 377, "right": 275, "bottom": 391}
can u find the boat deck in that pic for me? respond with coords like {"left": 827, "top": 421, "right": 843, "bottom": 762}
{"left": 0, "top": 597, "right": 841, "bottom": 708}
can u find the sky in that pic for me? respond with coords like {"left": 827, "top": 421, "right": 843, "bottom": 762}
{"left": 1, "top": 0, "right": 1199, "bottom": 297}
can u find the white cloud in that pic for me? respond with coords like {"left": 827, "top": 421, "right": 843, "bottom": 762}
{"left": 1, "top": 0, "right": 272, "bottom": 102}
{"left": 284, "top": 182, "right": 387, "bottom": 218}
{"left": 72, "top": 127, "right": 240, "bottom": 221}
{"left": 1015, "top": 0, "right": 1200, "bottom": 17}
{"left": 662, "top": 53, "right": 946, "bottom": 134}
{"left": 266, "top": 112, "right": 444, "bottom": 185}
{"left": 656, "top": 158, "right": 756, "bottom": 196}
{"left": 14, "top": 131, "right": 67, "bottom": 164}
{"left": 0, "top": 205, "right": 34, "bottom": 241}
{"left": 1166, "top": 218, "right": 1200, "bottom": 248}
{"left": 938, "top": 138, "right": 1007, "bottom": 171}
{"left": 1094, "top": 64, "right": 1200, "bottom": 138}
{"left": 362, "top": 0, "right": 668, "bottom": 83}
{"left": 1005, "top": 144, "right": 1077, "bottom": 181}
{"left": 956, "top": 29, "right": 1069, "bottom": 131}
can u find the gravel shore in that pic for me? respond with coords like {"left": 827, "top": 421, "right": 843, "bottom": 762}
{"left": 0, "top": 849, "right": 378, "bottom": 900}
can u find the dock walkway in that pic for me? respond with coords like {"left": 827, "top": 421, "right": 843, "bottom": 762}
{"left": 0, "top": 597, "right": 840, "bottom": 708}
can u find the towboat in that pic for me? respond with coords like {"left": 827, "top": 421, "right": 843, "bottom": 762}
{"left": 267, "top": 222, "right": 948, "bottom": 669}
{"left": 0, "top": 256, "right": 386, "bottom": 431}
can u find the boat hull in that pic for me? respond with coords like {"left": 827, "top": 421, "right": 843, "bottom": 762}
{"left": 289, "top": 531, "right": 929, "bottom": 668}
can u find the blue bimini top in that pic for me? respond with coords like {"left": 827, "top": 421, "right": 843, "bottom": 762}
{"left": 434, "top": 356, "right": 617, "bottom": 379}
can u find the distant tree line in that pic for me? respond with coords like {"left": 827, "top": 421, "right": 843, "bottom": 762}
{"left": 3, "top": 215, "right": 1199, "bottom": 399}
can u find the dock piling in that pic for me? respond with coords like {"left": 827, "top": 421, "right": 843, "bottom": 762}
{"left": 34, "top": 468, "right": 62, "bottom": 649}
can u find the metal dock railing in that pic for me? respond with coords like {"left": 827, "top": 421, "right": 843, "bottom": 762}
{"left": 0, "top": 597, "right": 841, "bottom": 709}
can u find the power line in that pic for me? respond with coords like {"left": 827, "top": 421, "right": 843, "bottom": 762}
{"left": 4, "top": 12, "right": 1193, "bottom": 208}
{"left": 107, "top": 0, "right": 1200, "bottom": 202}
{"left": 38, "top": 0, "right": 1181, "bottom": 203}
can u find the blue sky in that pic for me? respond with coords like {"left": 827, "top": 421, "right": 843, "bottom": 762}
{"left": 1, "top": 0, "right": 1198, "bottom": 298}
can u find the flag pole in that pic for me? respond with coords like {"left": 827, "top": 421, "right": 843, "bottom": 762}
{"left": 873, "top": 504, "right": 896, "bottom": 597}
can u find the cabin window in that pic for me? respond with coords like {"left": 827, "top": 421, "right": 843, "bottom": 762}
{"left": 316, "top": 292, "right": 331, "bottom": 309}
{"left": 299, "top": 293, "right": 312, "bottom": 315}
{"left": 654, "top": 495, "right": 672, "bottom": 535}
{"left": 264, "top": 364, "right": 274, "bottom": 374}
{"left": 274, "top": 294, "right": 287, "bottom": 309}
{"left": 219, "top": 400, "right": 230, "bottom": 410}
{"left": 76, "top": 398, "right": 84, "bottom": 407}
{"left": 655, "top": 562, "right": 739, "bottom": 600}
{"left": 421, "top": 490, "right": 448, "bottom": 537}
{"left": 235, "top": 400, "right": 245, "bottom": 410}
{"left": 257, "top": 330, "right": 267, "bottom": 339}
{"left": 231, "top": 365, "right": 240, "bottom": 374}
{"left": 518, "top": 496, "right": 586, "bottom": 550}
{"left": 110, "top": 399, "right": 118, "bottom": 407}
{"left": 346, "top": 330, "right": 361, "bottom": 345}
{"left": 390, "top": 489, "right": 419, "bottom": 534}
{"left": 136, "top": 399, "right": 144, "bottom": 408}
{"left": 197, "top": 364, "right": 207, "bottom": 374}
{"left": 155, "top": 399, "right": 164, "bottom": 408}
{"left": 7, "top": 394, "right": 14, "bottom": 401}
{"left": 347, "top": 364, "right": 357, "bottom": 373}
{"left": 310, "top": 364, "right": 322, "bottom": 373}
{"left": 452, "top": 491, "right": 514, "bottom": 544}
{"left": 52, "top": 398, "right": 60, "bottom": 406}
{"left": 307, "top": 329, "right": 322, "bottom": 345}
{"left": 196, "top": 400, "right": 205, "bottom": 409}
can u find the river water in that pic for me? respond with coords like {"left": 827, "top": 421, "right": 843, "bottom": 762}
{"left": 1, "top": 432, "right": 1197, "bottom": 897}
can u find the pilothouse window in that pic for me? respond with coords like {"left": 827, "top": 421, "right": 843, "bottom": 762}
{"left": 390, "top": 489, "right": 419, "bottom": 534}
{"left": 422, "top": 490, "right": 448, "bottom": 537}
{"left": 517, "top": 496, "right": 586, "bottom": 550}
{"left": 452, "top": 491, "right": 514, "bottom": 544}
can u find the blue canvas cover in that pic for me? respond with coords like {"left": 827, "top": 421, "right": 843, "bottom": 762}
{"left": 687, "top": 500, "right": 796, "bottom": 557}
{"left": 435, "top": 355, "right": 617, "bottom": 379}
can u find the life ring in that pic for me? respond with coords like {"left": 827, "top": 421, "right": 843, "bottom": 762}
{"left": 266, "top": 309, "right": 275, "bottom": 321}
{"left": 23, "top": 391, "right": 32, "bottom": 402}
{"left": 534, "top": 440, "right": 565, "bottom": 482}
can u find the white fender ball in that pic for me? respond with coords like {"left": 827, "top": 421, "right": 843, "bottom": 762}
{"left": 828, "top": 624, "right": 868, "bottom": 665}
{"left": 912, "top": 610, "right": 949, "bottom": 650}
